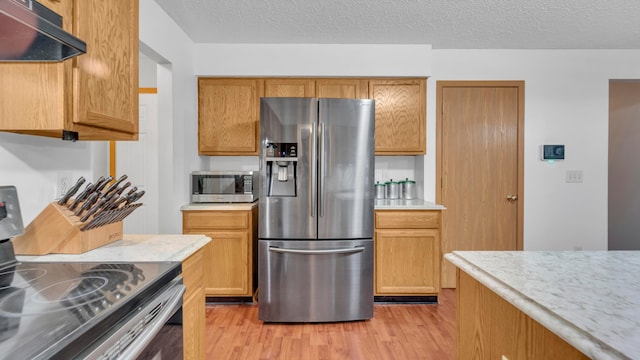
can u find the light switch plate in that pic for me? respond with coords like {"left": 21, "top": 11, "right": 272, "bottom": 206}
{"left": 566, "top": 170, "right": 583, "bottom": 183}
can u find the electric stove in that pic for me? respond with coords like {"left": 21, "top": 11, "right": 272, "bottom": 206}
{"left": 0, "top": 186, "right": 184, "bottom": 359}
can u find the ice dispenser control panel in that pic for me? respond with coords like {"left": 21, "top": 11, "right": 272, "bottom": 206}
{"left": 265, "top": 142, "right": 298, "bottom": 197}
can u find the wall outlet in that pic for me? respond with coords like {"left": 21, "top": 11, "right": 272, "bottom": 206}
{"left": 566, "top": 170, "right": 583, "bottom": 183}
{"left": 57, "top": 172, "right": 73, "bottom": 199}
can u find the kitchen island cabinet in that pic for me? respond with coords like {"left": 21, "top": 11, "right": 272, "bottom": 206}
{"left": 181, "top": 203, "right": 258, "bottom": 299}
{"left": 17, "top": 234, "right": 211, "bottom": 360}
{"left": 0, "top": 0, "right": 139, "bottom": 140}
{"left": 373, "top": 205, "right": 444, "bottom": 299}
{"left": 446, "top": 251, "right": 640, "bottom": 360}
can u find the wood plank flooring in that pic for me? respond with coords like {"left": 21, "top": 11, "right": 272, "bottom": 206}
{"left": 205, "top": 289, "right": 456, "bottom": 359}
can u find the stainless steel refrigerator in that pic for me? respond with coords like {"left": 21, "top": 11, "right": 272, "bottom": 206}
{"left": 258, "top": 97, "right": 375, "bottom": 323}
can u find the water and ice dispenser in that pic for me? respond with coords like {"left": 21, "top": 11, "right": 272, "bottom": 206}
{"left": 265, "top": 142, "right": 297, "bottom": 197}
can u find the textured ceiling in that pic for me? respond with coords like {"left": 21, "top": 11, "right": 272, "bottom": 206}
{"left": 153, "top": 0, "right": 640, "bottom": 49}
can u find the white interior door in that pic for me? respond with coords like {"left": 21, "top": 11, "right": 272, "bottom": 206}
{"left": 116, "top": 92, "right": 159, "bottom": 233}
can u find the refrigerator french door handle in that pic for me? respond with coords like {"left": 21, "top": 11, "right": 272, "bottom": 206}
{"left": 319, "top": 122, "right": 326, "bottom": 217}
{"left": 309, "top": 126, "right": 316, "bottom": 218}
{"left": 268, "top": 246, "right": 365, "bottom": 255}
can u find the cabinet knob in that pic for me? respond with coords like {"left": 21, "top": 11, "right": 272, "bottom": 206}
{"left": 506, "top": 195, "right": 518, "bottom": 202}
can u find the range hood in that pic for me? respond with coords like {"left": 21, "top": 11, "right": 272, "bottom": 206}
{"left": 0, "top": 0, "right": 86, "bottom": 62}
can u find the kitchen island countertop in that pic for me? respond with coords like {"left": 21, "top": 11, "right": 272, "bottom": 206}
{"left": 445, "top": 250, "right": 640, "bottom": 360}
{"left": 17, "top": 234, "right": 211, "bottom": 263}
{"left": 180, "top": 202, "right": 258, "bottom": 211}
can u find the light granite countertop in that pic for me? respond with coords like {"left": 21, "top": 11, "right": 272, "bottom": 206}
{"left": 445, "top": 251, "right": 640, "bottom": 360}
{"left": 17, "top": 234, "right": 211, "bottom": 263}
{"left": 180, "top": 201, "right": 258, "bottom": 211}
{"left": 182, "top": 199, "right": 444, "bottom": 211}
{"left": 374, "top": 199, "right": 446, "bottom": 210}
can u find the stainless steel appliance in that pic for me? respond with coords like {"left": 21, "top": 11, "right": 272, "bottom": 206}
{"left": 191, "top": 170, "right": 258, "bottom": 203}
{"left": 0, "top": 0, "right": 87, "bottom": 61}
{"left": 0, "top": 186, "right": 184, "bottom": 359}
{"left": 258, "top": 97, "right": 375, "bottom": 323}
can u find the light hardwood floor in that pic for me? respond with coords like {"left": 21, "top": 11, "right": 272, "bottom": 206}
{"left": 205, "top": 289, "right": 456, "bottom": 359}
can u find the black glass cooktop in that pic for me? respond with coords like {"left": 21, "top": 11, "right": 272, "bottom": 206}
{"left": 0, "top": 261, "right": 181, "bottom": 360}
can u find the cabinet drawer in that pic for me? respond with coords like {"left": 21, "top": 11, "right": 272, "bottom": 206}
{"left": 375, "top": 210, "right": 440, "bottom": 229}
{"left": 183, "top": 211, "right": 249, "bottom": 230}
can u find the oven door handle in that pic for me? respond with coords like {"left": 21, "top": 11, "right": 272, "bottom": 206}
{"left": 117, "top": 283, "right": 186, "bottom": 360}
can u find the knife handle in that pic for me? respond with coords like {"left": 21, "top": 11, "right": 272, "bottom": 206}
{"left": 58, "top": 177, "right": 86, "bottom": 205}
{"left": 94, "top": 175, "right": 113, "bottom": 194}
{"left": 113, "top": 181, "right": 131, "bottom": 197}
{"left": 80, "top": 197, "right": 108, "bottom": 222}
{"left": 69, "top": 182, "right": 95, "bottom": 210}
{"left": 125, "top": 186, "right": 138, "bottom": 197}
{"left": 103, "top": 174, "right": 128, "bottom": 196}
{"left": 75, "top": 192, "right": 98, "bottom": 217}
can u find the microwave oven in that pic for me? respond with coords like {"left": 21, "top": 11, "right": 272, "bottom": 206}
{"left": 191, "top": 171, "right": 258, "bottom": 203}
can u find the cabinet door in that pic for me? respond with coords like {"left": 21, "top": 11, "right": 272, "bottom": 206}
{"left": 369, "top": 79, "right": 426, "bottom": 155}
{"left": 264, "top": 79, "right": 315, "bottom": 97}
{"left": 73, "top": 0, "right": 139, "bottom": 139}
{"left": 375, "top": 228, "right": 440, "bottom": 295}
{"left": 185, "top": 230, "right": 251, "bottom": 296}
{"left": 182, "top": 250, "right": 205, "bottom": 360}
{"left": 316, "top": 79, "right": 369, "bottom": 98}
{"left": 198, "top": 78, "right": 262, "bottom": 155}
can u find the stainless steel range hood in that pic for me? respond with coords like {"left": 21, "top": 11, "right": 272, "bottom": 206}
{"left": 0, "top": 0, "right": 86, "bottom": 62}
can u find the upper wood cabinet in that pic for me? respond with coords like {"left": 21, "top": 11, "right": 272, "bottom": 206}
{"left": 370, "top": 79, "right": 426, "bottom": 155}
{"left": 315, "top": 79, "right": 369, "bottom": 99}
{"left": 197, "top": 77, "right": 427, "bottom": 155}
{"left": 264, "top": 79, "right": 315, "bottom": 97}
{"left": 0, "top": 0, "right": 139, "bottom": 140}
{"left": 198, "top": 78, "right": 263, "bottom": 155}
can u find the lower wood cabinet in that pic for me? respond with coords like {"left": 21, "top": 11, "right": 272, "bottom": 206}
{"left": 182, "top": 207, "right": 258, "bottom": 297}
{"left": 457, "top": 270, "right": 588, "bottom": 360}
{"left": 374, "top": 210, "right": 441, "bottom": 296}
{"left": 182, "top": 248, "right": 205, "bottom": 360}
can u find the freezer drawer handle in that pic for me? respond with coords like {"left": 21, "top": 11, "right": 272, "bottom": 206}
{"left": 268, "top": 246, "right": 365, "bottom": 255}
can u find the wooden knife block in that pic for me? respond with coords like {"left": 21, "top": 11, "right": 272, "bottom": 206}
{"left": 12, "top": 202, "right": 123, "bottom": 255}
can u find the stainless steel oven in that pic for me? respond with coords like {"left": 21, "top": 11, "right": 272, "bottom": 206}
{"left": 82, "top": 277, "right": 185, "bottom": 360}
{"left": 0, "top": 185, "right": 186, "bottom": 360}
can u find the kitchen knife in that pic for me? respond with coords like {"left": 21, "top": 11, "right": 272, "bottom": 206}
{"left": 125, "top": 190, "right": 145, "bottom": 204}
{"left": 74, "top": 192, "right": 98, "bottom": 217}
{"left": 80, "top": 196, "right": 110, "bottom": 222}
{"left": 102, "top": 175, "right": 128, "bottom": 197}
{"left": 68, "top": 182, "right": 97, "bottom": 211}
{"left": 113, "top": 182, "right": 131, "bottom": 197}
{"left": 93, "top": 176, "right": 113, "bottom": 195}
{"left": 125, "top": 186, "right": 138, "bottom": 197}
{"left": 57, "top": 177, "right": 86, "bottom": 206}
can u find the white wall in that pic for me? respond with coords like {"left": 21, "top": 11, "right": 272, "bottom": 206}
{"left": 431, "top": 50, "right": 640, "bottom": 251}
{"left": 139, "top": 0, "right": 200, "bottom": 233}
{"left": 0, "top": 134, "right": 108, "bottom": 224}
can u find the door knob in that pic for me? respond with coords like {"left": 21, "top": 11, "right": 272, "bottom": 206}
{"left": 506, "top": 195, "right": 518, "bottom": 202}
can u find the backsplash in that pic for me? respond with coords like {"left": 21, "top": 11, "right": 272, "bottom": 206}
{"left": 206, "top": 155, "right": 425, "bottom": 199}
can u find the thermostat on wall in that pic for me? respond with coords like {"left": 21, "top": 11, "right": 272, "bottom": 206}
{"left": 540, "top": 145, "right": 565, "bottom": 160}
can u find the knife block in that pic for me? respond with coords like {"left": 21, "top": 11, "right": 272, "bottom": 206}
{"left": 12, "top": 202, "right": 123, "bottom": 255}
